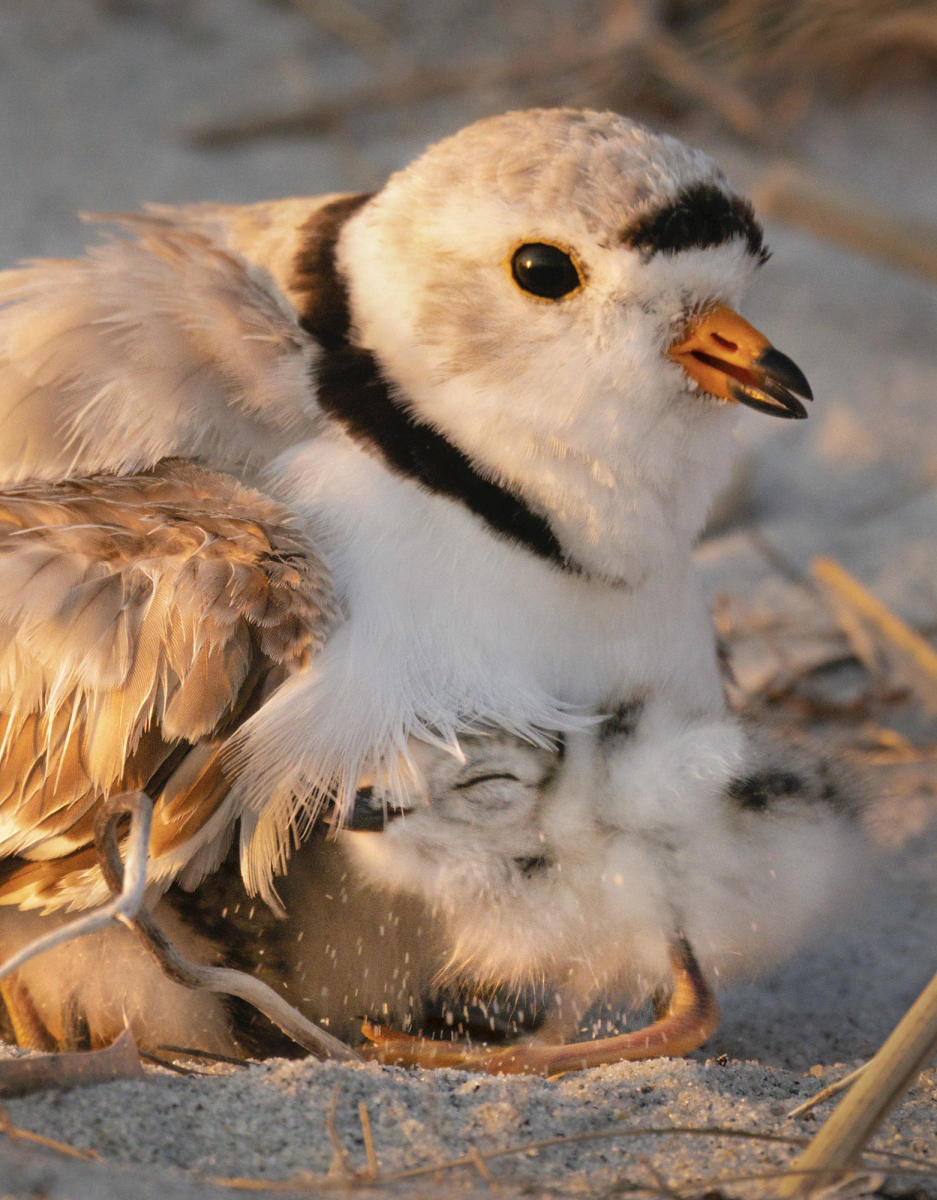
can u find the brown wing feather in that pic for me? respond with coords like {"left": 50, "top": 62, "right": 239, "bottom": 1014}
{"left": 0, "top": 461, "right": 336, "bottom": 911}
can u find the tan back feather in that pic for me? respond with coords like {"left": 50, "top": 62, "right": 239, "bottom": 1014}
{"left": 0, "top": 209, "right": 326, "bottom": 485}
{"left": 0, "top": 461, "right": 336, "bottom": 911}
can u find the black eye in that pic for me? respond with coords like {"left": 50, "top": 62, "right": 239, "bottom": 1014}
{"left": 510, "top": 243, "right": 582, "bottom": 300}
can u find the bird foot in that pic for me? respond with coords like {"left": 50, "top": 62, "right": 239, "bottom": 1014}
{"left": 359, "top": 937, "right": 718, "bottom": 1077}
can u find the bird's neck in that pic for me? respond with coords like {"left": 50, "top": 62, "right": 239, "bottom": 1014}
{"left": 485, "top": 404, "right": 736, "bottom": 584}
{"left": 310, "top": 343, "right": 734, "bottom": 586}
{"left": 311, "top": 341, "right": 572, "bottom": 573}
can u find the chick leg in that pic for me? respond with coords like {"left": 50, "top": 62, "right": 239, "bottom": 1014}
{"left": 360, "top": 936, "right": 718, "bottom": 1077}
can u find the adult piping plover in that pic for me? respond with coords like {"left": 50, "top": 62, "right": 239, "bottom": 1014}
{"left": 0, "top": 109, "right": 815, "bottom": 1060}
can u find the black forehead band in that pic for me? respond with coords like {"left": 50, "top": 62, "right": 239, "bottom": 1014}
{"left": 620, "top": 182, "right": 769, "bottom": 264}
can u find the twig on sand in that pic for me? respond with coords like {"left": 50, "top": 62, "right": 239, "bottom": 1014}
{"left": 773, "top": 964, "right": 937, "bottom": 1196}
{"left": 326, "top": 1084, "right": 356, "bottom": 1178}
{"left": 788, "top": 1063, "right": 868, "bottom": 1119}
{"left": 637, "top": 1153, "right": 682, "bottom": 1198}
{"left": 357, "top": 1100, "right": 378, "bottom": 1178}
{"left": 0, "top": 1097, "right": 100, "bottom": 1159}
{"left": 468, "top": 1145, "right": 500, "bottom": 1192}
{"left": 208, "top": 1122, "right": 935, "bottom": 1193}
{"left": 0, "top": 1027, "right": 144, "bottom": 1098}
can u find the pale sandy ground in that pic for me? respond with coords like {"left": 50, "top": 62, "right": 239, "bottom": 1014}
{"left": 1, "top": 3, "right": 936, "bottom": 1197}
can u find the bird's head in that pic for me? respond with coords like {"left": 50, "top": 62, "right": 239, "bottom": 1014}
{"left": 352, "top": 109, "right": 806, "bottom": 413}
{"left": 297, "top": 109, "right": 811, "bottom": 573}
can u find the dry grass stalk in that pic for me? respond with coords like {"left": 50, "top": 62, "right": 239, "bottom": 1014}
{"left": 208, "top": 1121, "right": 936, "bottom": 1194}
{"left": 357, "top": 1101, "right": 378, "bottom": 1178}
{"left": 788, "top": 1064, "right": 868, "bottom": 1119}
{"left": 773, "top": 966, "right": 937, "bottom": 1196}
{"left": 811, "top": 557, "right": 937, "bottom": 713}
{"left": 0, "top": 1098, "right": 100, "bottom": 1160}
{"left": 138, "top": 1050, "right": 203, "bottom": 1076}
{"left": 325, "top": 1084, "right": 355, "bottom": 1179}
{"left": 753, "top": 166, "right": 937, "bottom": 287}
{"left": 468, "top": 1145, "right": 500, "bottom": 1192}
{"left": 637, "top": 1153, "right": 682, "bottom": 1197}
{"left": 152, "top": 1044, "right": 245, "bottom": 1066}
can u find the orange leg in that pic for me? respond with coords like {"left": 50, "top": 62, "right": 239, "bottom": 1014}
{"left": 0, "top": 974, "right": 58, "bottom": 1051}
{"left": 359, "top": 936, "right": 718, "bottom": 1077}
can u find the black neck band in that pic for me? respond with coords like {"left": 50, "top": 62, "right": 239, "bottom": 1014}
{"left": 293, "top": 197, "right": 572, "bottom": 571}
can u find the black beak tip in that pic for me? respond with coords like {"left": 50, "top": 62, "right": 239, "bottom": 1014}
{"left": 756, "top": 346, "right": 813, "bottom": 402}
{"left": 346, "top": 785, "right": 411, "bottom": 832}
{"left": 729, "top": 381, "right": 809, "bottom": 420}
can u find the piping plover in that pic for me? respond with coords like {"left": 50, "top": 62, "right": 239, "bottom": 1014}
{"left": 0, "top": 110, "right": 817, "bottom": 1061}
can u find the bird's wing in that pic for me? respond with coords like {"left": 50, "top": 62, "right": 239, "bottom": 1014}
{"left": 0, "top": 460, "right": 337, "bottom": 912}
{"left": 0, "top": 196, "right": 357, "bottom": 486}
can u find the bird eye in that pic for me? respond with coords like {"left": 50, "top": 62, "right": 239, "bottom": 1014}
{"left": 510, "top": 243, "right": 582, "bottom": 300}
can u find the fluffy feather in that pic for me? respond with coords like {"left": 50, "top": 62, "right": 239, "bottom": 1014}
{"left": 0, "top": 462, "right": 336, "bottom": 911}
{"left": 0, "top": 901, "right": 236, "bottom": 1052}
{"left": 343, "top": 714, "right": 866, "bottom": 1038}
{"left": 0, "top": 215, "right": 322, "bottom": 484}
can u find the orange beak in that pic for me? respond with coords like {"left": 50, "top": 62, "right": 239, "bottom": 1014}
{"left": 668, "top": 303, "right": 812, "bottom": 419}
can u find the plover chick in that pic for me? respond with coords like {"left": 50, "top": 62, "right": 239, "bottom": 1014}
{"left": 155, "top": 715, "right": 863, "bottom": 1074}
{"left": 337, "top": 710, "right": 865, "bottom": 1074}
{"left": 0, "top": 712, "right": 863, "bottom": 1069}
